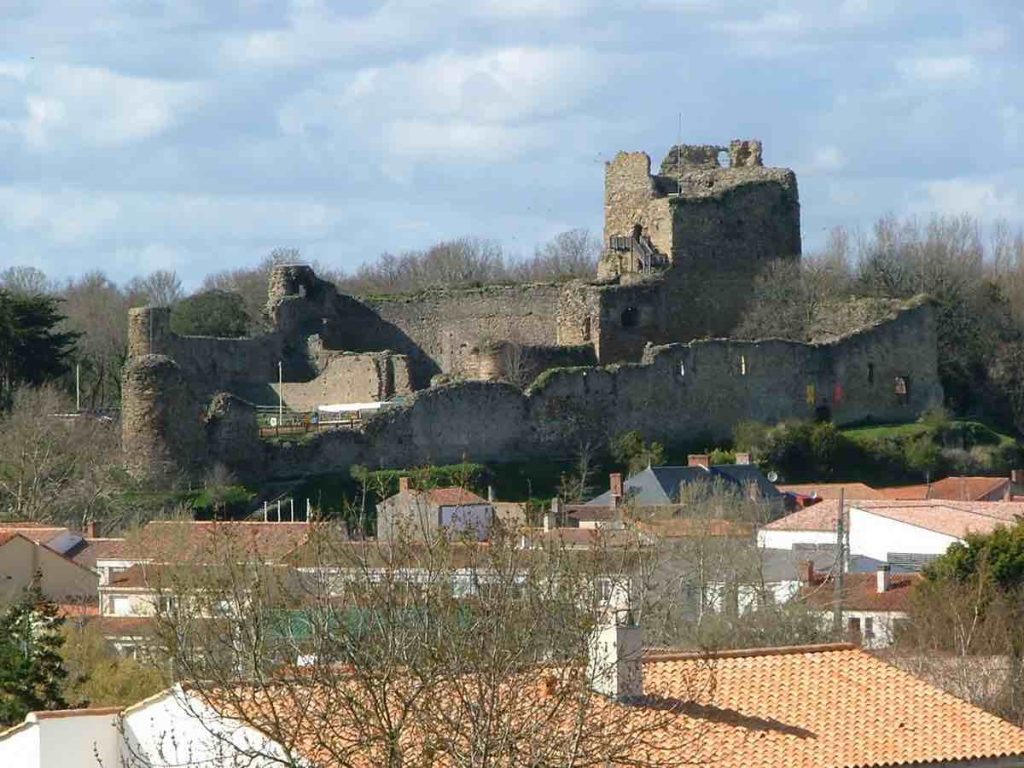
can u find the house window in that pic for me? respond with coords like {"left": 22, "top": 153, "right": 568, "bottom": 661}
{"left": 847, "top": 616, "right": 861, "bottom": 637}
{"left": 863, "top": 617, "right": 875, "bottom": 639}
{"left": 894, "top": 376, "right": 910, "bottom": 404}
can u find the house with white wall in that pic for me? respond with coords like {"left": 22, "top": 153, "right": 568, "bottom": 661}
{"left": 759, "top": 500, "right": 1024, "bottom": 567}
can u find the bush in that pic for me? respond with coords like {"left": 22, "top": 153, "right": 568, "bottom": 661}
{"left": 170, "top": 289, "right": 250, "bottom": 338}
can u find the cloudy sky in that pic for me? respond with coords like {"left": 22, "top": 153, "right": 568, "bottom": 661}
{"left": 1, "top": 0, "right": 1021, "bottom": 287}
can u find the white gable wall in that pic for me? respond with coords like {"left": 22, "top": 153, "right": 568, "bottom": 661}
{"left": 847, "top": 508, "right": 960, "bottom": 561}
{"left": 122, "top": 688, "right": 294, "bottom": 767}
{"left": 757, "top": 528, "right": 835, "bottom": 551}
{"left": 0, "top": 711, "right": 120, "bottom": 768}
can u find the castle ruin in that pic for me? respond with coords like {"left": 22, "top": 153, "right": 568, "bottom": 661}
{"left": 122, "top": 139, "right": 942, "bottom": 481}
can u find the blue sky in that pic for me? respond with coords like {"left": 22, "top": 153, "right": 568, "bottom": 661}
{"left": 1, "top": 0, "right": 1021, "bottom": 287}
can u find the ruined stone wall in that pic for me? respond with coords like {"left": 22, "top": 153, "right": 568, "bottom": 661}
{"left": 127, "top": 307, "right": 287, "bottom": 396}
{"left": 364, "top": 285, "right": 563, "bottom": 386}
{"left": 461, "top": 342, "right": 596, "bottom": 385}
{"left": 273, "top": 352, "right": 412, "bottom": 410}
{"left": 204, "top": 303, "right": 942, "bottom": 481}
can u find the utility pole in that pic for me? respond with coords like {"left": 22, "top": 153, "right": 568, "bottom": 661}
{"left": 833, "top": 488, "right": 846, "bottom": 636}
{"left": 278, "top": 361, "right": 284, "bottom": 424}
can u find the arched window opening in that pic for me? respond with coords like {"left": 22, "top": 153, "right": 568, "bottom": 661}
{"left": 621, "top": 307, "right": 639, "bottom": 328}
{"left": 739, "top": 355, "right": 747, "bottom": 376}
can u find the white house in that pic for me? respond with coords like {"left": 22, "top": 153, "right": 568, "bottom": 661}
{"left": 759, "top": 500, "right": 1024, "bottom": 567}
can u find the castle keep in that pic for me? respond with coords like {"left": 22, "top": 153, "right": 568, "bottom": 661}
{"left": 122, "top": 140, "right": 942, "bottom": 480}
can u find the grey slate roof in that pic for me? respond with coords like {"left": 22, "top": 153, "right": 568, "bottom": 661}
{"left": 585, "top": 465, "right": 783, "bottom": 507}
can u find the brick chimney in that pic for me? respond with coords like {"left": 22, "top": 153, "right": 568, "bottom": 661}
{"left": 734, "top": 452, "right": 751, "bottom": 466}
{"left": 588, "top": 609, "right": 643, "bottom": 700}
{"left": 398, "top": 476, "right": 411, "bottom": 493}
{"left": 85, "top": 521, "right": 97, "bottom": 539}
{"left": 801, "top": 560, "right": 816, "bottom": 584}
{"left": 876, "top": 564, "right": 891, "bottom": 594}
{"left": 688, "top": 453, "right": 710, "bottom": 468}
{"left": 609, "top": 473, "right": 623, "bottom": 506}
{"left": 545, "top": 497, "right": 561, "bottom": 532}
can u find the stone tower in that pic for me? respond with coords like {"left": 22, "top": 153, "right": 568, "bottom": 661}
{"left": 584, "top": 139, "right": 800, "bottom": 354}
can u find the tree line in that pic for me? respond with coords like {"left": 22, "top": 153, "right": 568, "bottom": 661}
{"left": 735, "top": 215, "right": 1024, "bottom": 434}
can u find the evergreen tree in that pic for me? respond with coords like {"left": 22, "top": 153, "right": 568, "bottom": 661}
{"left": 0, "top": 578, "right": 71, "bottom": 725}
{"left": 0, "top": 289, "right": 78, "bottom": 409}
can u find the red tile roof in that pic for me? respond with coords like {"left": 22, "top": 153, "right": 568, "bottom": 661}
{"left": 208, "top": 644, "right": 1024, "bottom": 767}
{"left": 777, "top": 482, "right": 885, "bottom": 500}
{"left": 422, "top": 487, "right": 490, "bottom": 506}
{"left": 762, "top": 500, "right": 843, "bottom": 531}
{"left": 764, "top": 499, "right": 1024, "bottom": 538}
{"left": 799, "top": 572, "right": 921, "bottom": 612}
{"left": 878, "top": 476, "right": 1012, "bottom": 501}
{"left": 96, "top": 521, "right": 313, "bottom": 565}
{"left": 640, "top": 644, "right": 1024, "bottom": 767}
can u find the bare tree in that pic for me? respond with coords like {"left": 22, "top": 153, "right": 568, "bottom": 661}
{"left": 0, "top": 386, "right": 120, "bottom": 528}
{"left": 134, "top": 518, "right": 707, "bottom": 768}
{"left": 124, "top": 270, "right": 184, "bottom": 308}
{"left": 0, "top": 266, "right": 54, "bottom": 296}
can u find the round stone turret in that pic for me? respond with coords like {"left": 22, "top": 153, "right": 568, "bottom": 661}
{"left": 127, "top": 306, "right": 173, "bottom": 358}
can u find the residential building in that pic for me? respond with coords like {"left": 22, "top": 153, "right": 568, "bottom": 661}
{"left": 6, "top": 642, "right": 1024, "bottom": 767}
{"left": 0, "top": 523, "right": 123, "bottom": 608}
{"left": 759, "top": 499, "right": 1024, "bottom": 568}
{"left": 375, "top": 479, "right": 496, "bottom": 542}
{"left": 582, "top": 456, "right": 783, "bottom": 513}
{"left": 799, "top": 565, "right": 920, "bottom": 648}
{"left": 90, "top": 520, "right": 314, "bottom": 656}
{"left": 877, "top": 474, "right": 1015, "bottom": 501}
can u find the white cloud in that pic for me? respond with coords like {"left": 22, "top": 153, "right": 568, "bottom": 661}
{"left": 384, "top": 119, "right": 543, "bottom": 160}
{"left": 917, "top": 178, "right": 1019, "bottom": 220}
{"left": 801, "top": 145, "right": 847, "bottom": 174}
{"left": 12, "top": 65, "right": 204, "bottom": 149}
{"left": 897, "top": 55, "right": 976, "bottom": 83}
{"left": 0, "top": 186, "right": 122, "bottom": 244}
{"left": 278, "top": 46, "right": 600, "bottom": 163}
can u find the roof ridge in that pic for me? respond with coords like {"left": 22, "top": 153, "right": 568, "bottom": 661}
{"left": 644, "top": 642, "right": 857, "bottom": 662}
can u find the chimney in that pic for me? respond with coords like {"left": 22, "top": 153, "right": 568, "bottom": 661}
{"left": 544, "top": 497, "right": 561, "bottom": 532}
{"left": 1012, "top": 469, "right": 1024, "bottom": 486}
{"left": 801, "top": 560, "right": 816, "bottom": 584}
{"left": 609, "top": 473, "right": 623, "bottom": 506}
{"left": 687, "top": 453, "right": 710, "bottom": 469}
{"left": 588, "top": 610, "right": 643, "bottom": 700}
{"left": 876, "top": 564, "right": 891, "bottom": 594}
{"left": 85, "top": 521, "right": 97, "bottom": 539}
{"left": 398, "top": 476, "right": 411, "bottom": 494}
{"left": 734, "top": 452, "right": 751, "bottom": 466}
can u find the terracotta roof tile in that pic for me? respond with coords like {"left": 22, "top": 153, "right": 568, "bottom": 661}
{"left": 762, "top": 500, "right": 843, "bottom": 531}
{"left": 96, "top": 521, "right": 313, "bottom": 565}
{"left": 799, "top": 572, "right": 921, "bottom": 612}
{"left": 422, "top": 487, "right": 490, "bottom": 506}
{"left": 878, "top": 476, "right": 1012, "bottom": 502}
{"left": 207, "top": 644, "right": 1024, "bottom": 767}
{"left": 777, "top": 482, "right": 885, "bottom": 500}
{"left": 764, "top": 499, "right": 1024, "bottom": 538}
{"left": 638, "top": 644, "right": 1024, "bottom": 768}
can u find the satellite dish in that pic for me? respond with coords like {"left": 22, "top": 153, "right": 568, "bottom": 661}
{"left": 767, "top": 471, "right": 779, "bottom": 483}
